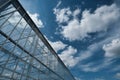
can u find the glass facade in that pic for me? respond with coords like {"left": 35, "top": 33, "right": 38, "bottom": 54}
{"left": 0, "top": 0, "right": 75, "bottom": 80}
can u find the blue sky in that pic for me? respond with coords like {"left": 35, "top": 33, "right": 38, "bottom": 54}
{"left": 19, "top": 0, "right": 120, "bottom": 80}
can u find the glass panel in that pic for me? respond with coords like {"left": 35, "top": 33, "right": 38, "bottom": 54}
{"left": 0, "top": 4, "right": 16, "bottom": 16}
{"left": 0, "top": 1, "right": 75, "bottom": 80}
{"left": 2, "top": 69, "right": 12, "bottom": 78}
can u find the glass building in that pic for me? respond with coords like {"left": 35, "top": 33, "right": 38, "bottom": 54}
{"left": 0, "top": 0, "right": 75, "bottom": 80}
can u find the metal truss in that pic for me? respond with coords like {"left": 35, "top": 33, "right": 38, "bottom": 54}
{"left": 0, "top": 0, "right": 75, "bottom": 80}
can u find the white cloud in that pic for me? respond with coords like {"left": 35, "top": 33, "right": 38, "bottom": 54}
{"left": 79, "top": 51, "right": 92, "bottom": 61}
{"left": 78, "top": 43, "right": 97, "bottom": 62}
{"left": 58, "top": 43, "right": 97, "bottom": 68}
{"left": 45, "top": 36, "right": 67, "bottom": 52}
{"left": 57, "top": 42, "right": 100, "bottom": 68}
{"left": 48, "top": 24, "right": 120, "bottom": 70}
{"left": 112, "top": 65, "right": 120, "bottom": 71}
{"left": 58, "top": 25, "right": 120, "bottom": 71}
{"left": 53, "top": 2, "right": 81, "bottom": 24}
{"left": 48, "top": 40, "right": 67, "bottom": 52}
{"left": 78, "top": 37, "right": 120, "bottom": 72}
{"left": 77, "top": 40, "right": 118, "bottom": 72}
{"left": 59, "top": 46, "right": 79, "bottom": 67}
{"left": 27, "top": 12, "right": 43, "bottom": 28}
{"left": 61, "top": 18, "right": 82, "bottom": 41}
{"left": 75, "top": 77, "right": 82, "bottom": 80}
{"left": 46, "top": 37, "right": 80, "bottom": 67}
{"left": 115, "top": 73, "right": 120, "bottom": 79}
{"left": 60, "top": 4, "right": 120, "bottom": 41}
{"left": 79, "top": 37, "right": 120, "bottom": 72}
{"left": 53, "top": 2, "right": 120, "bottom": 70}
{"left": 70, "top": 28, "right": 120, "bottom": 72}
{"left": 103, "top": 38, "right": 120, "bottom": 57}
{"left": 9, "top": 11, "right": 43, "bottom": 28}
{"left": 73, "top": 8, "right": 81, "bottom": 17}
{"left": 56, "top": 1, "right": 62, "bottom": 8}
{"left": 53, "top": 8, "right": 72, "bottom": 23}
{"left": 79, "top": 57, "right": 114, "bottom": 72}
{"left": 94, "top": 78, "right": 105, "bottom": 80}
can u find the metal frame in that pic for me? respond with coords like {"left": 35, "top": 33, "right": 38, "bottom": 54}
{"left": 0, "top": 0, "right": 75, "bottom": 80}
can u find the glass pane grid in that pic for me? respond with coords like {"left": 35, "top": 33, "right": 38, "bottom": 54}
{"left": 0, "top": 1, "right": 75, "bottom": 80}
